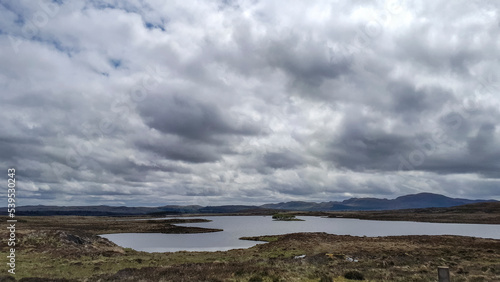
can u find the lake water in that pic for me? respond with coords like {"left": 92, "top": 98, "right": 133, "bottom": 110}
{"left": 100, "top": 216, "right": 500, "bottom": 253}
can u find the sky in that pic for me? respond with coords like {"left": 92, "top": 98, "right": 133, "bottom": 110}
{"left": 1, "top": 0, "right": 499, "bottom": 207}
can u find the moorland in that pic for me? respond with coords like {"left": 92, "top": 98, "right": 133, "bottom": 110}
{"left": 1, "top": 202, "right": 499, "bottom": 281}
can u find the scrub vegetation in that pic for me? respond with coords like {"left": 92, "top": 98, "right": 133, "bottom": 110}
{"left": 272, "top": 213, "right": 303, "bottom": 221}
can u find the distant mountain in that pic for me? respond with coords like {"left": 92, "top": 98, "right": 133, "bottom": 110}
{"left": 261, "top": 193, "right": 496, "bottom": 211}
{"left": 198, "top": 205, "right": 262, "bottom": 213}
{"left": 13, "top": 205, "right": 164, "bottom": 216}
{"left": 8, "top": 193, "right": 497, "bottom": 216}
{"left": 260, "top": 201, "right": 331, "bottom": 211}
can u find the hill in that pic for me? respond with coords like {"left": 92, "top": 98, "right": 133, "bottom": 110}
{"left": 261, "top": 193, "right": 495, "bottom": 211}
{"left": 324, "top": 201, "right": 500, "bottom": 224}
{"left": 8, "top": 193, "right": 497, "bottom": 216}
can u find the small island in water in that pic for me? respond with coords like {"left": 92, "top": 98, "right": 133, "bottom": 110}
{"left": 272, "top": 213, "right": 304, "bottom": 221}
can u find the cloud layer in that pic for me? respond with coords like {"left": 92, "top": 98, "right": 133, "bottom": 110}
{"left": 1, "top": 0, "right": 500, "bottom": 206}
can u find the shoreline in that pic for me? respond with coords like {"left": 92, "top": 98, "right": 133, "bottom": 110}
{"left": 148, "top": 210, "right": 500, "bottom": 225}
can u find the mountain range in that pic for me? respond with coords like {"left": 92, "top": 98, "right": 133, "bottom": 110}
{"left": 9, "top": 193, "right": 497, "bottom": 216}
{"left": 261, "top": 192, "right": 495, "bottom": 211}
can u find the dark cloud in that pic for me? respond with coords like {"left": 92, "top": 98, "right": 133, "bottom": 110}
{"left": 467, "top": 122, "right": 496, "bottom": 154}
{"left": 387, "top": 82, "right": 454, "bottom": 118}
{"left": 138, "top": 93, "right": 262, "bottom": 143}
{"left": 322, "top": 130, "right": 412, "bottom": 172}
{"left": 265, "top": 32, "right": 351, "bottom": 92}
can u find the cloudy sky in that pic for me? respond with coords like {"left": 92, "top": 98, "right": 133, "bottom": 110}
{"left": 1, "top": 0, "right": 499, "bottom": 206}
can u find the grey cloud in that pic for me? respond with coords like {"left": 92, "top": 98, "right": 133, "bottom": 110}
{"left": 312, "top": 108, "right": 414, "bottom": 172}
{"left": 267, "top": 181, "right": 317, "bottom": 196}
{"left": 0, "top": 136, "right": 44, "bottom": 161}
{"left": 263, "top": 150, "right": 305, "bottom": 170}
{"left": 138, "top": 93, "right": 262, "bottom": 143}
{"left": 1, "top": 0, "right": 499, "bottom": 206}
{"left": 467, "top": 122, "right": 496, "bottom": 154}
{"left": 137, "top": 137, "right": 224, "bottom": 163}
{"left": 387, "top": 82, "right": 454, "bottom": 118}
{"left": 265, "top": 33, "right": 351, "bottom": 98}
{"left": 241, "top": 149, "right": 307, "bottom": 175}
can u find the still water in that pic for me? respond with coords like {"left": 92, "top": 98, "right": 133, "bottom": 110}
{"left": 100, "top": 216, "right": 500, "bottom": 253}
